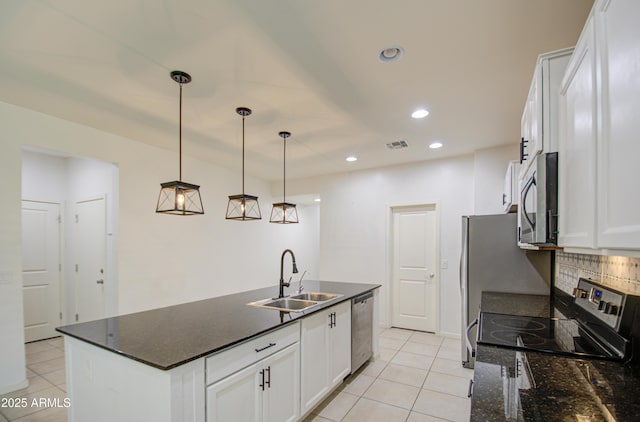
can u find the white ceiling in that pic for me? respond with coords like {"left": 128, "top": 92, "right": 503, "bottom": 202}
{"left": 0, "top": 0, "right": 593, "bottom": 182}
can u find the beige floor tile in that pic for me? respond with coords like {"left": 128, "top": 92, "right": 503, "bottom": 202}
{"left": 40, "top": 370, "right": 65, "bottom": 387}
{"left": 25, "top": 348, "right": 64, "bottom": 366}
{"left": 409, "top": 332, "right": 444, "bottom": 346}
{"left": 379, "top": 363, "right": 428, "bottom": 388}
{"left": 0, "top": 387, "right": 67, "bottom": 421}
{"left": 13, "top": 406, "right": 68, "bottom": 422}
{"left": 391, "top": 351, "right": 434, "bottom": 370}
{"left": 380, "top": 328, "right": 413, "bottom": 341}
{"left": 379, "top": 337, "right": 406, "bottom": 350}
{"left": 0, "top": 376, "right": 55, "bottom": 399}
{"left": 340, "top": 372, "right": 376, "bottom": 396}
{"left": 441, "top": 337, "right": 461, "bottom": 350}
{"left": 27, "top": 357, "right": 65, "bottom": 376}
{"left": 431, "top": 357, "right": 474, "bottom": 380}
{"left": 407, "top": 411, "right": 448, "bottom": 421}
{"left": 362, "top": 378, "right": 420, "bottom": 410}
{"left": 436, "top": 347, "right": 460, "bottom": 361}
{"left": 378, "top": 347, "right": 398, "bottom": 362}
{"left": 44, "top": 337, "right": 64, "bottom": 350}
{"left": 312, "top": 391, "right": 359, "bottom": 421}
{"left": 0, "top": 412, "right": 7, "bottom": 422}
{"left": 303, "top": 414, "right": 333, "bottom": 422}
{"left": 401, "top": 341, "right": 440, "bottom": 357}
{"left": 423, "top": 372, "right": 471, "bottom": 398}
{"left": 342, "top": 397, "right": 409, "bottom": 422}
{"left": 361, "top": 359, "right": 388, "bottom": 378}
{"left": 57, "top": 384, "right": 66, "bottom": 393}
{"left": 25, "top": 342, "right": 55, "bottom": 356}
{"left": 412, "top": 389, "right": 471, "bottom": 422}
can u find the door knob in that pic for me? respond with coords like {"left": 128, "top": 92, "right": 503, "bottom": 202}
{"left": 429, "top": 273, "right": 435, "bottom": 279}
{"left": 96, "top": 279, "right": 104, "bottom": 285}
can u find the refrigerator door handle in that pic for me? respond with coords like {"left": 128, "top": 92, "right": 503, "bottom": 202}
{"left": 465, "top": 318, "right": 478, "bottom": 358}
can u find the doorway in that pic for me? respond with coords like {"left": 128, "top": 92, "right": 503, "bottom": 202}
{"left": 390, "top": 204, "right": 439, "bottom": 332}
{"left": 74, "top": 197, "right": 107, "bottom": 323}
{"left": 21, "top": 200, "right": 62, "bottom": 342}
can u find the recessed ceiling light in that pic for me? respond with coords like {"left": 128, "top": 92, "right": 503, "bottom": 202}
{"left": 314, "top": 198, "right": 321, "bottom": 203}
{"left": 346, "top": 156, "right": 358, "bottom": 162}
{"left": 379, "top": 46, "right": 404, "bottom": 63}
{"left": 411, "top": 109, "right": 430, "bottom": 119}
{"left": 429, "top": 142, "right": 443, "bottom": 149}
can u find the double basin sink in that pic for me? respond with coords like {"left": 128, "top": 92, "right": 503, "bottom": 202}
{"left": 247, "top": 292, "right": 342, "bottom": 312}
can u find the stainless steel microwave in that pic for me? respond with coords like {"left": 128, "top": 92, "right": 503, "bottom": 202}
{"left": 518, "top": 152, "right": 558, "bottom": 245}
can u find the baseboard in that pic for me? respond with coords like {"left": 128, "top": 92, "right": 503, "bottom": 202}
{"left": 0, "top": 378, "right": 28, "bottom": 396}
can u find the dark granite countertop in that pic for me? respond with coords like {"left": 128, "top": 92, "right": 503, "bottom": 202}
{"left": 472, "top": 290, "right": 640, "bottom": 421}
{"left": 56, "top": 280, "right": 379, "bottom": 370}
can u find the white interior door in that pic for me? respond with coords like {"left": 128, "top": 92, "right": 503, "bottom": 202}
{"left": 75, "top": 197, "right": 106, "bottom": 323}
{"left": 22, "top": 200, "right": 62, "bottom": 342}
{"left": 391, "top": 206, "right": 438, "bottom": 332}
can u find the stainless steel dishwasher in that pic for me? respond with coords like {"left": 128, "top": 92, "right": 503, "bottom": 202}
{"left": 351, "top": 291, "right": 374, "bottom": 373}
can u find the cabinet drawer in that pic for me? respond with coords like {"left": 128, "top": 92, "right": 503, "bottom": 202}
{"left": 206, "top": 322, "right": 300, "bottom": 385}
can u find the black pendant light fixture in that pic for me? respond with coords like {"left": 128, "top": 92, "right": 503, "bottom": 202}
{"left": 156, "top": 71, "right": 204, "bottom": 215}
{"left": 226, "top": 107, "right": 261, "bottom": 220}
{"left": 270, "top": 131, "right": 299, "bottom": 224}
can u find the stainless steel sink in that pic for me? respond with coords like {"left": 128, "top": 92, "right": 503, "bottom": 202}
{"left": 290, "top": 292, "right": 342, "bottom": 302}
{"left": 247, "top": 297, "right": 318, "bottom": 312}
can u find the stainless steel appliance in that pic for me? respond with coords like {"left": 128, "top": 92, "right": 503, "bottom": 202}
{"left": 476, "top": 278, "right": 640, "bottom": 362}
{"left": 519, "top": 152, "right": 558, "bottom": 245}
{"left": 460, "top": 214, "right": 552, "bottom": 368}
{"left": 351, "top": 291, "right": 373, "bottom": 373}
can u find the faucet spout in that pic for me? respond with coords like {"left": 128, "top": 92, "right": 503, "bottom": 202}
{"left": 279, "top": 249, "right": 298, "bottom": 298}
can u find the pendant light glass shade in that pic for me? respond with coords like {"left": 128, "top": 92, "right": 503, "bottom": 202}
{"left": 270, "top": 131, "right": 299, "bottom": 224}
{"left": 226, "top": 107, "right": 262, "bottom": 220}
{"left": 156, "top": 70, "right": 204, "bottom": 215}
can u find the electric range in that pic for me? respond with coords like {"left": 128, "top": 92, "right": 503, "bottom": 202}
{"left": 477, "top": 278, "right": 640, "bottom": 363}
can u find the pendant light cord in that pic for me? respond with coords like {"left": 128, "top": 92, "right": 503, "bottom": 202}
{"left": 242, "top": 115, "right": 246, "bottom": 195}
{"left": 178, "top": 82, "right": 183, "bottom": 181}
{"left": 283, "top": 136, "right": 286, "bottom": 203}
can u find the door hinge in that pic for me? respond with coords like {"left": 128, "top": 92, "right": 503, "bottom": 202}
{"left": 75, "top": 314, "right": 79, "bottom": 322}
{"left": 59, "top": 312, "right": 63, "bottom": 320}
{"left": 57, "top": 215, "right": 62, "bottom": 224}
{"left": 59, "top": 263, "right": 62, "bottom": 272}
{"left": 75, "top": 214, "right": 79, "bottom": 223}
{"left": 75, "top": 264, "right": 78, "bottom": 272}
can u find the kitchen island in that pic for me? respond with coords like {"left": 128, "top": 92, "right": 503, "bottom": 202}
{"left": 471, "top": 291, "right": 640, "bottom": 421}
{"left": 56, "top": 280, "right": 380, "bottom": 422}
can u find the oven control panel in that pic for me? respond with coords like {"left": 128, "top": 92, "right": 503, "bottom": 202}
{"left": 573, "top": 278, "right": 624, "bottom": 330}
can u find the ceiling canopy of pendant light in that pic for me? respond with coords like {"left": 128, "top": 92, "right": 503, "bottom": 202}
{"left": 226, "top": 107, "right": 261, "bottom": 220}
{"left": 270, "top": 131, "right": 299, "bottom": 224}
{"left": 156, "top": 70, "right": 204, "bottom": 215}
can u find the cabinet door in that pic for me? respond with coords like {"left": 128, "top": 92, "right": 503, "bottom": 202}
{"left": 262, "top": 343, "right": 300, "bottom": 422}
{"left": 558, "top": 15, "right": 597, "bottom": 248}
{"left": 329, "top": 301, "right": 352, "bottom": 387}
{"left": 596, "top": 0, "right": 640, "bottom": 249}
{"left": 300, "top": 309, "right": 330, "bottom": 414}
{"left": 206, "top": 362, "right": 261, "bottom": 422}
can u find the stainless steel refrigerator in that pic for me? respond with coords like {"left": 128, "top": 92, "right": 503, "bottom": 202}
{"left": 460, "top": 213, "right": 552, "bottom": 368}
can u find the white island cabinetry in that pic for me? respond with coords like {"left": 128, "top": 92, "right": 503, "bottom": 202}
{"left": 300, "top": 300, "right": 351, "bottom": 416}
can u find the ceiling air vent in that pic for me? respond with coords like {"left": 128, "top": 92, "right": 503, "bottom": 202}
{"left": 385, "top": 140, "right": 409, "bottom": 150}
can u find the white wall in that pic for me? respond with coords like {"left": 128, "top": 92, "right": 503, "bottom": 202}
{"left": 1, "top": 101, "right": 320, "bottom": 393}
{"left": 281, "top": 144, "right": 518, "bottom": 337}
{"left": 473, "top": 144, "right": 519, "bottom": 215}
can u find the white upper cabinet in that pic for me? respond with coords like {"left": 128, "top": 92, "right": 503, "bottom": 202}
{"left": 520, "top": 48, "right": 573, "bottom": 175}
{"left": 595, "top": 0, "right": 640, "bottom": 250}
{"left": 558, "top": 14, "right": 598, "bottom": 249}
{"left": 559, "top": 0, "right": 640, "bottom": 254}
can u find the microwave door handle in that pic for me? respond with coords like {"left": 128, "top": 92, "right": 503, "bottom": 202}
{"left": 522, "top": 176, "right": 536, "bottom": 229}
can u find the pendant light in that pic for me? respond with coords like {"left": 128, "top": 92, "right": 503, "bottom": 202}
{"left": 270, "top": 131, "right": 299, "bottom": 224}
{"left": 226, "top": 107, "right": 261, "bottom": 220}
{"left": 156, "top": 71, "right": 204, "bottom": 215}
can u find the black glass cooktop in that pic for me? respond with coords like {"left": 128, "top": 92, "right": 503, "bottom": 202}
{"left": 477, "top": 312, "right": 625, "bottom": 361}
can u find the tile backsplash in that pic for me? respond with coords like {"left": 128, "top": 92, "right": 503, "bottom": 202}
{"left": 556, "top": 251, "right": 640, "bottom": 295}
